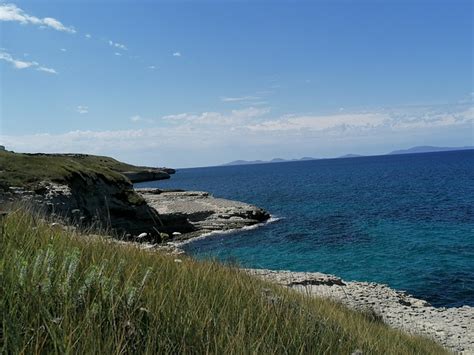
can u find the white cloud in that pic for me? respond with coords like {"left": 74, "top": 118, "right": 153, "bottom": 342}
{"left": 109, "top": 40, "right": 127, "bottom": 50}
{"left": 172, "top": 52, "right": 181, "bottom": 57}
{"left": 0, "top": 3, "right": 75, "bottom": 33}
{"left": 220, "top": 96, "right": 261, "bottom": 102}
{"left": 76, "top": 105, "right": 89, "bottom": 114}
{"left": 85, "top": 33, "right": 91, "bottom": 39}
{"left": 246, "top": 113, "right": 388, "bottom": 132}
{"left": 130, "top": 115, "right": 153, "bottom": 123}
{"left": 114, "top": 52, "right": 122, "bottom": 56}
{"left": 0, "top": 50, "right": 57, "bottom": 74}
{"left": 389, "top": 106, "right": 474, "bottom": 130}
{"left": 37, "top": 66, "right": 57, "bottom": 74}
{"left": 2, "top": 103, "right": 472, "bottom": 167}
{"left": 148, "top": 65, "right": 156, "bottom": 70}
{"left": 162, "top": 107, "right": 270, "bottom": 126}
{"left": 0, "top": 51, "right": 34, "bottom": 68}
{"left": 60, "top": 48, "right": 67, "bottom": 52}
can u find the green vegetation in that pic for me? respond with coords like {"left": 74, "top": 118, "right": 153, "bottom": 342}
{"left": 0, "top": 150, "right": 132, "bottom": 190}
{"left": 1, "top": 207, "right": 446, "bottom": 354}
{"left": 0, "top": 151, "right": 149, "bottom": 206}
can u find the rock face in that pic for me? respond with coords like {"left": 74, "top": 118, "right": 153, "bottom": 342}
{"left": 3, "top": 181, "right": 269, "bottom": 244}
{"left": 0, "top": 150, "right": 270, "bottom": 242}
{"left": 17, "top": 175, "right": 176, "bottom": 239}
{"left": 246, "top": 268, "right": 474, "bottom": 354}
{"left": 159, "top": 168, "right": 176, "bottom": 175}
{"left": 137, "top": 188, "right": 271, "bottom": 238}
{"left": 122, "top": 170, "right": 170, "bottom": 183}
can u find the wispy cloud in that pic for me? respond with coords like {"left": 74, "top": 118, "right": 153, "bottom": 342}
{"left": 246, "top": 113, "right": 388, "bottom": 132}
{"left": 0, "top": 51, "right": 35, "bottom": 68}
{"left": 0, "top": 50, "right": 57, "bottom": 74}
{"left": 109, "top": 40, "right": 127, "bottom": 50}
{"left": 148, "top": 65, "right": 156, "bottom": 70}
{"left": 114, "top": 52, "right": 122, "bottom": 56}
{"left": 220, "top": 96, "right": 261, "bottom": 102}
{"left": 0, "top": 3, "right": 75, "bottom": 33}
{"left": 130, "top": 115, "right": 153, "bottom": 123}
{"left": 76, "top": 105, "right": 89, "bottom": 114}
{"left": 85, "top": 33, "right": 91, "bottom": 39}
{"left": 172, "top": 52, "right": 181, "bottom": 57}
{"left": 60, "top": 48, "right": 67, "bottom": 52}
{"left": 37, "top": 66, "right": 57, "bottom": 74}
{"left": 162, "top": 107, "right": 270, "bottom": 126}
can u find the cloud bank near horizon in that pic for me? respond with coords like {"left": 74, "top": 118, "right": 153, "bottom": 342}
{"left": 1, "top": 103, "right": 472, "bottom": 167}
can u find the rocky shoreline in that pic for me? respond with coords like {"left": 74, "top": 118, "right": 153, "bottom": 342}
{"left": 126, "top": 209, "right": 473, "bottom": 354}
{"left": 115, "top": 223, "right": 473, "bottom": 354}
{"left": 244, "top": 269, "right": 474, "bottom": 354}
{"left": 137, "top": 188, "right": 270, "bottom": 240}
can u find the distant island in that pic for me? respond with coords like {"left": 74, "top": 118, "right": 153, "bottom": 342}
{"left": 388, "top": 145, "right": 474, "bottom": 155}
{"left": 223, "top": 157, "right": 318, "bottom": 166}
{"left": 222, "top": 145, "right": 473, "bottom": 166}
{"left": 337, "top": 154, "right": 364, "bottom": 159}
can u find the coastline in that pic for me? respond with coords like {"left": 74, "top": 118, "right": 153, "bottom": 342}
{"left": 136, "top": 188, "right": 271, "bottom": 240}
{"left": 246, "top": 268, "right": 474, "bottom": 354}
{"left": 150, "top": 222, "right": 474, "bottom": 354}
{"left": 2, "top": 151, "right": 471, "bottom": 353}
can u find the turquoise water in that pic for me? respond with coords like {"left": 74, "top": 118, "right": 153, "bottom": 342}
{"left": 136, "top": 151, "right": 474, "bottom": 307}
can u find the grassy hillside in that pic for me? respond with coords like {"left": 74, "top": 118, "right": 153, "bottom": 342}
{"left": 0, "top": 150, "right": 131, "bottom": 190}
{"left": 1, "top": 207, "right": 446, "bottom": 354}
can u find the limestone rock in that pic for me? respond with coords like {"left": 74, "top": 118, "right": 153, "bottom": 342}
{"left": 137, "top": 188, "right": 270, "bottom": 238}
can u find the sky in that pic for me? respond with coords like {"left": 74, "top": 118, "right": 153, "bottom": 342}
{"left": 0, "top": 0, "right": 472, "bottom": 168}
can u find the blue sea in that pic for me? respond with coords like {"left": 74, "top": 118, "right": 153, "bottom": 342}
{"left": 136, "top": 150, "right": 474, "bottom": 308}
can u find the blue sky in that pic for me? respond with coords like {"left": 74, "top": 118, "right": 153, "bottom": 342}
{"left": 0, "top": 0, "right": 472, "bottom": 167}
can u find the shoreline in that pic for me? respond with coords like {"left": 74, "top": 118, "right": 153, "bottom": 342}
{"left": 164, "top": 215, "right": 282, "bottom": 251}
{"left": 246, "top": 268, "right": 474, "bottom": 354}
{"left": 149, "top": 222, "right": 473, "bottom": 354}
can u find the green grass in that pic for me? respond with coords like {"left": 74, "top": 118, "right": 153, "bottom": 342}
{"left": 0, "top": 151, "right": 148, "bottom": 206}
{"left": 0, "top": 151, "right": 132, "bottom": 189}
{"left": 1, "top": 207, "right": 447, "bottom": 354}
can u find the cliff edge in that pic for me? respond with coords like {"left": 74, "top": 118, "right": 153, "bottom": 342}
{"left": 0, "top": 150, "right": 269, "bottom": 241}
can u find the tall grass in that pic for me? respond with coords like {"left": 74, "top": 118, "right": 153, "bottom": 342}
{"left": 1, "top": 207, "right": 446, "bottom": 354}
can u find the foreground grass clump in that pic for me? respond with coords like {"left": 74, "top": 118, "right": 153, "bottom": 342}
{"left": 1, "top": 209, "right": 446, "bottom": 354}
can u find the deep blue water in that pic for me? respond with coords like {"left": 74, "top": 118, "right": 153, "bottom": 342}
{"left": 137, "top": 151, "right": 474, "bottom": 308}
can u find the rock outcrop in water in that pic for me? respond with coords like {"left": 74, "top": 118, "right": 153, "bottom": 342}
{"left": 137, "top": 188, "right": 271, "bottom": 238}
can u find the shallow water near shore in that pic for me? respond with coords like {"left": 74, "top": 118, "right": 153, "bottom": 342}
{"left": 136, "top": 150, "right": 474, "bottom": 307}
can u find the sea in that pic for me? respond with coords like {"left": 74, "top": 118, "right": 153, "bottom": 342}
{"left": 136, "top": 150, "right": 474, "bottom": 308}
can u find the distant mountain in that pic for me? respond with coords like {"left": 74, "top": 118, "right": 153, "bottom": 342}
{"left": 223, "top": 157, "right": 318, "bottom": 166}
{"left": 338, "top": 154, "right": 364, "bottom": 159}
{"left": 223, "top": 160, "right": 265, "bottom": 166}
{"left": 388, "top": 146, "right": 474, "bottom": 155}
{"left": 223, "top": 146, "right": 473, "bottom": 166}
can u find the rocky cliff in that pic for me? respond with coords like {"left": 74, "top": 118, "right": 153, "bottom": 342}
{"left": 0, "top": 151, "right": 269, "bottom": 242}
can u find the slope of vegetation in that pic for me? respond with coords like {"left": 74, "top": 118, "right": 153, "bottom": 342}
{"left": 0, "top": 150, "right": 131, "bottom": 190}
{"left": 1, "top": 207, "right": 446, "bottom": 354}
